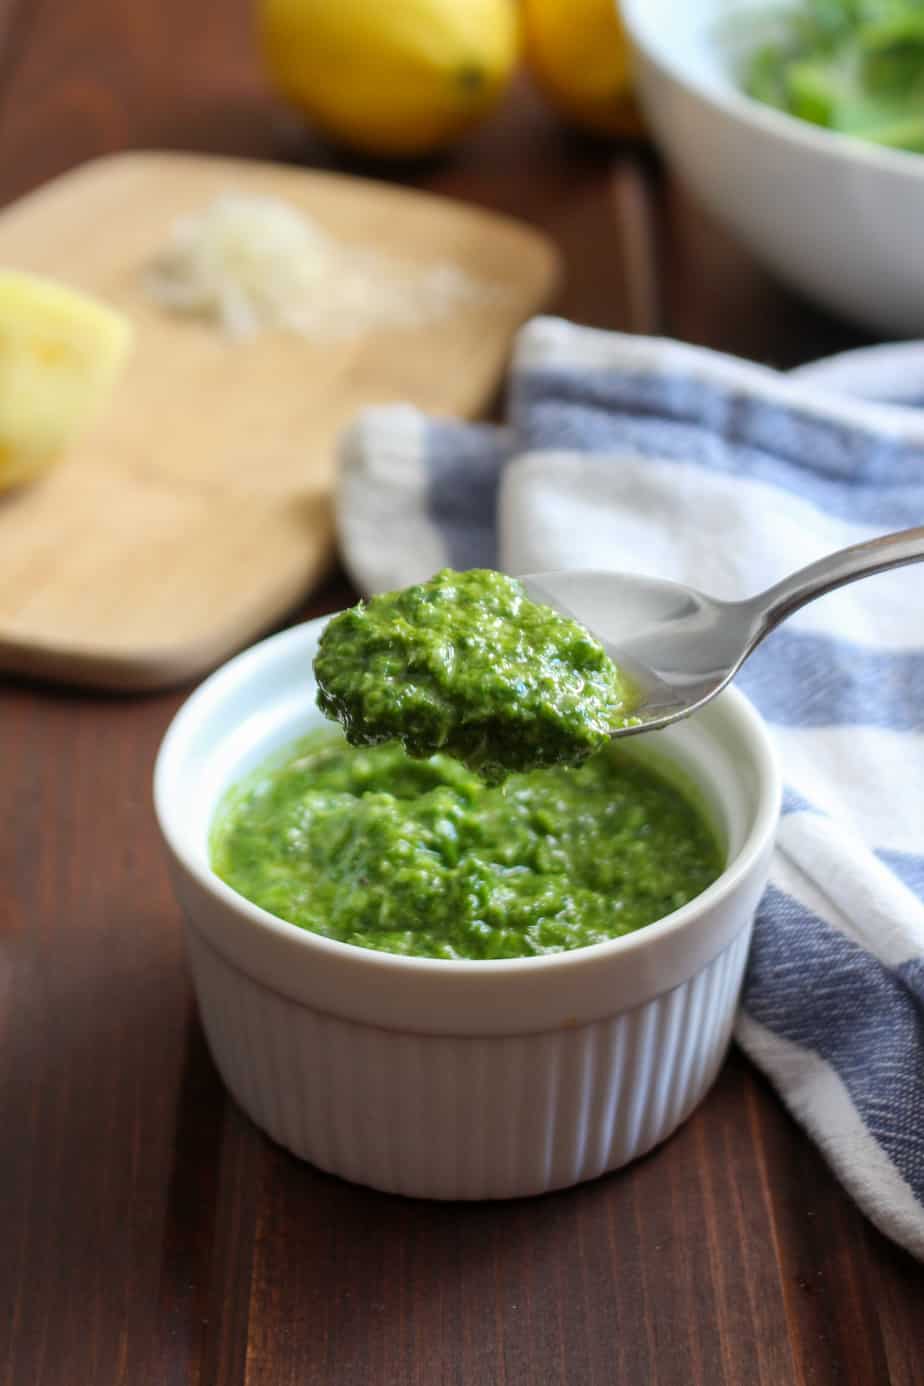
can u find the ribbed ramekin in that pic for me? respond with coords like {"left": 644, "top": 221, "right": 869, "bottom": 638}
{"left": 154, "top": 617, "right": 780, "bottom": 1200}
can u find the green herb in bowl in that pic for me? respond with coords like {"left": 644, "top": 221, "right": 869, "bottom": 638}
{"left": 742, "top": 0, "right": 924, "bottom": 152}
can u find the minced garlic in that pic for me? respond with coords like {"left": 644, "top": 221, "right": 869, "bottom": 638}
{"left": 144, "top": 192, "right": 502, "bottom": 342}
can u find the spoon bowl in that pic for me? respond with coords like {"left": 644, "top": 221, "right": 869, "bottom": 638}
{"left": 522, "top": 571, "right": 760, "bottom": 735}
{"left": 523, "top": 525, "right": 924, "bottom": 737}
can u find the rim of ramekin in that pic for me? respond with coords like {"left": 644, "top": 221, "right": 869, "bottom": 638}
{"left": 154, "top": 615, "right": 782, "bottom": 995}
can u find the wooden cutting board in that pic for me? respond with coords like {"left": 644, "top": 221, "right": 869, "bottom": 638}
{"left": 0, "top": 151, "right": 560, "bottom": 691}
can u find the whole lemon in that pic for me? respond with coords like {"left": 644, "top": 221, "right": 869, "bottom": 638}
{"left": 258, "top": 0, "right": 520, "bottom": 157}
{"left": 522, "top": 0, "right": 642, "bottom": 138}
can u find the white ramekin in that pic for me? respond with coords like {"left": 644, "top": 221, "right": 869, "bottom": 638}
{"left": 154, "top": 617, "right": 780, "bottom": 1199}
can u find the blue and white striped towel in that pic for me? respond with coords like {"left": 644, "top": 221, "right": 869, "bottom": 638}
{"left": 336, "top": 317, "right": 924, "bottom": 1260}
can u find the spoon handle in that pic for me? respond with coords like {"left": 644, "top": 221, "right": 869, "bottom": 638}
{"left": 753, "top": 524, "right": 924, "bottom": 637}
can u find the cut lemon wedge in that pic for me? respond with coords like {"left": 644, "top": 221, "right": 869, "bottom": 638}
{"left": 0, "top": 269, "right": 132, "bottom": 493}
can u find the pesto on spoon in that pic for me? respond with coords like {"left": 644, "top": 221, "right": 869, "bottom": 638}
{"left": 313, "top": 568, "right": 636, "bottom": 783}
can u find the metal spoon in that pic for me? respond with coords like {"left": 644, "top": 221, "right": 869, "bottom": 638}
{"left": 522, "top": 525, "right": 924, "bottom": 738}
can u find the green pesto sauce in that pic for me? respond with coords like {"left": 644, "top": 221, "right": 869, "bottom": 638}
{"left": 313, "top": 568, "right": 636, "bottom": 784}
{"left": 211, "top": 732, "right": 723, "bottom": 961}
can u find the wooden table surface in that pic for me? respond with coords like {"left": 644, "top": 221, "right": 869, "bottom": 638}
{"left": 2, "top": 5, "right": 922, "bottom": 1384}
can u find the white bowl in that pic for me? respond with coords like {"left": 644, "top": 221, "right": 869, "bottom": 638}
{"left": 154, "top": 616, "right": 780, "bottom": 1200}
{"left": 621, "top": 0, "right": 924, "bottom": 336}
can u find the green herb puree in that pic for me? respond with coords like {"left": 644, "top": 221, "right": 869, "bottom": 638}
{"left": 211, "top": 733, "right": 723, "bottom": 961}
{"left": 313, "top": 568, "right": 636, "bottom": 784}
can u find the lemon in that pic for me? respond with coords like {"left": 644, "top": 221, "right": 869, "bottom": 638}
{"left": 522, "top": 0, "right": 643, "bottom": 139}
{"left": 258, "top": 0, "right": 520, "bottom": 158}
{"left": 0, "top": 269, "right": 132, "bottom": 493}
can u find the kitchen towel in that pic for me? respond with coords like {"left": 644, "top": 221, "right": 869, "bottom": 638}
{"left": 337, "top": 316, "right": 924, "bottom": 1261}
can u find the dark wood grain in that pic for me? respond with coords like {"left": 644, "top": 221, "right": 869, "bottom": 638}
{"left": 1, "top": 4, "right": 923, "bottom": 1384}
